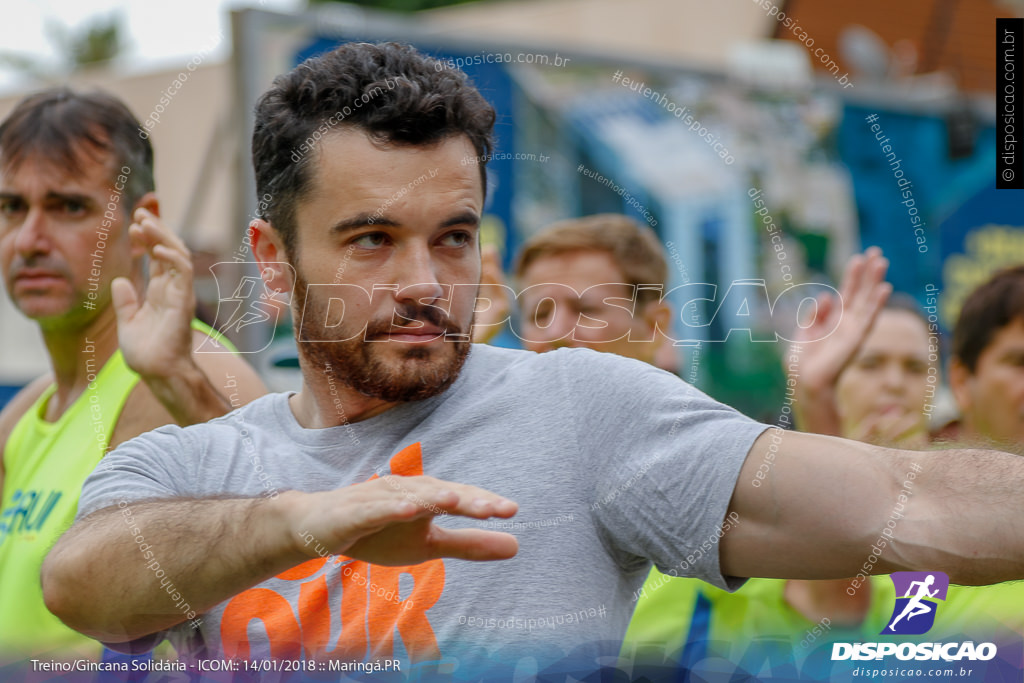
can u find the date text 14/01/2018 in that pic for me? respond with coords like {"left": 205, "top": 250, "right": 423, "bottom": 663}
{"left": 227, "top": 659, "right": 403, "bottom": 673}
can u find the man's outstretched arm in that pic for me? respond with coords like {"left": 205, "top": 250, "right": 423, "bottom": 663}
{"left": 41, "top": 476, "right": 518, "bottom": 643}
{"left": 721, "top": 428, "right": 1022, "bottom": 585}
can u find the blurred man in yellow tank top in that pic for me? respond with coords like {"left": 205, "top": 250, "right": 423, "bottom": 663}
{"left": 0, "top": 87, "right": 266, "bottom": 661}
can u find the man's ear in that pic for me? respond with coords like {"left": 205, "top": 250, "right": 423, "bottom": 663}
{"left": 643, "top": 300, "right": 678, "bottom": 371}
{"left": 640, "top": 299, "right": 672, "bottom": 348}
{"left": 250, "top": 219, "right": 294, "bottom": 297}
{"left": 642, "top": 300, "right": 672, "bottom": 338}
{"left": 133, "top": 192, "right": 159, "bottom": 217}
{"left": 949, "top": 356, "right": 973, "bottom": 415}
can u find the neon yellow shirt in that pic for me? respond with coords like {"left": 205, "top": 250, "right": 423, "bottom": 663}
{"left": 623, "top": 570, "right": 894, "bottom": 670}
{"left": 624, "top": 570, "right": 1024, "bottom": 673}
{"left": 0, "top": 349, "right": 137, "bottom": 657}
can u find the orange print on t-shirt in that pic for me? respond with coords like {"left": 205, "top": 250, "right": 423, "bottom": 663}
{"left": 220, "top": 442, "right": 444, "bottom": 661}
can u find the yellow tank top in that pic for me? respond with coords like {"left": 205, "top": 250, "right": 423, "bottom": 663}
{"left": 0, "top": 321, "right": 234, "bottom": 658}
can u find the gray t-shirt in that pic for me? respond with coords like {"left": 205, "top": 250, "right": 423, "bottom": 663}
{"left": 77, "top": 344, "right": 767, "bottom": 678}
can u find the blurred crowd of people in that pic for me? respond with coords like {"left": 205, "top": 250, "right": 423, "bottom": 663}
{"left": 480, "top": 213, "right": 1024, "bottom": 666}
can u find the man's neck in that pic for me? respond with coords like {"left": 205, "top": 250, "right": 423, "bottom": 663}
{"left": 39, "top": 305, "right": 120, "bottom": 421}
{"left": 288, "top": 378, "right": 397, "bottom": 430}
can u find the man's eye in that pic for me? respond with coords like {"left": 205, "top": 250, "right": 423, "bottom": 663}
{"left": 439, "top": 231, "right": 471, "bottom": 247}
{"left": 353, "top": 232, "right": 388, "bottom": 248}
{"left": 856, "top": 357, "right": 882, "bottom": 370}
{"left": 906, "top": 360, "right": 928, "bottom": 374}
{"left": 50, "top": 199, "right": 89, "bottom": 217}
{"left": 531, "top": 301, "right": 554, "bottom": 325}
{"left": 0, "top": 198, "right": 25, "bottom": 217}
{"left": 63, "top": 200, "right": 87, "bottom": 216}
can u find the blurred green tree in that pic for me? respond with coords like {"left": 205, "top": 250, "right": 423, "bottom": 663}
{"left": 54, "top": 15, "right": 124, "bottom": 68}
{"left": 0, "top": 13, "right": 124, "bottom": 82}
{"left": 309, "top": 0, "right": 492, "bottom": 13}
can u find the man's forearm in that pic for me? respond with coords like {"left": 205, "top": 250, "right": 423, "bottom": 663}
{"left": 141, "top": 359, "right": 233, "bottom": 425}
{"left": 42, "top": 493, "right": 305, "bottom": 642}
{"left": 44, "top": 474, "right": 520, "bottom": 643}
{"left": 723, "top": 430, "right": 1024, "bottom": 585}
{"left": 887, "top": 447, "right": 1024, "bottom": 586}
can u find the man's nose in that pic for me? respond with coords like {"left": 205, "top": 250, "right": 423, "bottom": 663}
{"left": 522, "top": 301, "right": 577, "bottom": 348}
{"left": 394, "top": 244, "right": 445, "bottom": 305}
{"left": 545, "top": 305, "right": 580, "bottom": 343}
{"left": 12, "top": 206, "right": 50, "bottom": 258}
{"left": 881, "top": 363, "right": 907, "bottom": 391}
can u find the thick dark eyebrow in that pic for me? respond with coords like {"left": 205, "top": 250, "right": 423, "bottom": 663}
{"left": 329, "top": 213, "right": 399, "bottom": 235}
{"left": 999, "top": 348, "right": 1024, "bottom": 363}
{"left": 44, "top": 191, "right": 96, "bottom": 208}
{"left": 440, "top": 210, "right": 480, "bottom": 230}
{"left": 328, "top": 210, "right": 480, "bottom": 236}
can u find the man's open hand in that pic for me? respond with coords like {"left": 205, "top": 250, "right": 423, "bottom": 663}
{"left": 789, "top": 247, "right": 892, "bottom": 435}
{"left": 112, "top": 208, "right": 196, "bottom": 380}
{"left": 286, "top": 475, "right": 519, "bottom": 566}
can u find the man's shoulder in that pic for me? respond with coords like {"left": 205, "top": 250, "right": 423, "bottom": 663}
{"left": 203, "top": 390, "right": 282, "bottom": 424}
{"left": 461, "top": 345, "right": 670, "bottom": 403}
{"left": 0, "top": 374, "right": 54, "bottom": 448}
{"left": 469, "top": 343, "right": 644, "bottom": 373}
{"left": 114, "top": 392, "right": 284, "bottom": 454}
{"left": 172, "top": 391, "right": 283, "bottom": 436}
{"left": 186, "top": 324, "right": 267, "bottom": 398}
{"left": 464, "top": 344, "right": 576, "bottom": 385}
{"left": 111, "top": 324, "right": 267, "bottom": 449}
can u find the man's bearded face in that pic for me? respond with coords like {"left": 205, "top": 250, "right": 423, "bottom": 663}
{"left": 294, "top": 271, "right": 472, "bottom": 403}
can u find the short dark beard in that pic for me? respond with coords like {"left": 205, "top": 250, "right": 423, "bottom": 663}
{"left": 293, "top": 271, "right": 472, "bottom": 403}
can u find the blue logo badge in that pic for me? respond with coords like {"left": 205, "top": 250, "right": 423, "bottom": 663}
{"left": 882, "top": 571, "right": 949, "bottom": 635}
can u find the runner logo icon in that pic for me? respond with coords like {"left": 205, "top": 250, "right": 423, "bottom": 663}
{"left": 882, "top": 571, "right": 949, "bottom": 635}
